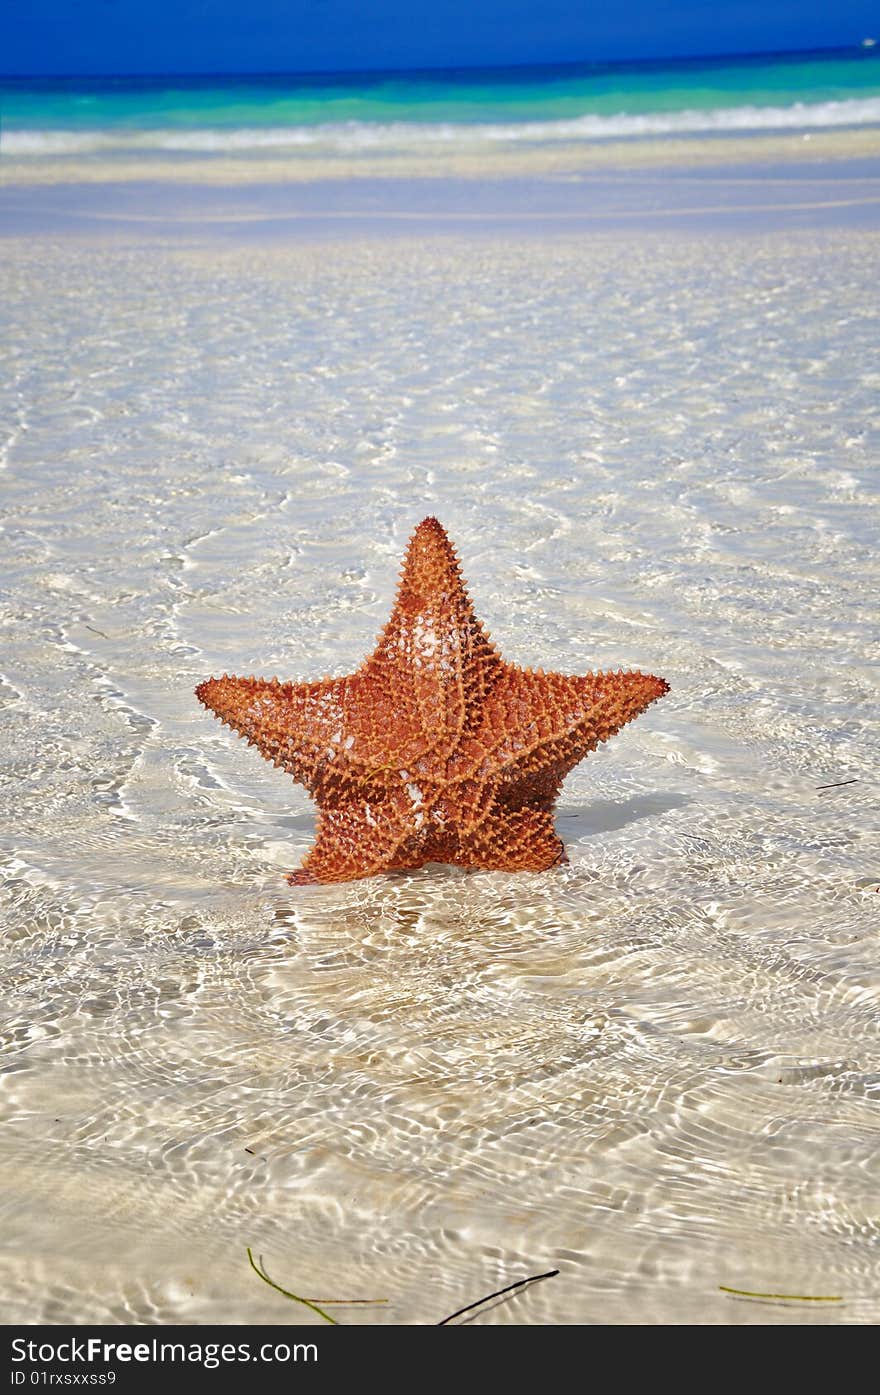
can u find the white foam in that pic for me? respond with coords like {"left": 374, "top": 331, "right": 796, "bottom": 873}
{"left": 4, "top": 95, "right": 880, "bottom": 157}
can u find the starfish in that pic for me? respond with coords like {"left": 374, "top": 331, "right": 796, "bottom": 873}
{"left": 195, "top": 518, "right": 668, "bottom": 884}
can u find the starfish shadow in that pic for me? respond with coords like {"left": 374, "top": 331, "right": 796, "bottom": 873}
{"left": 556, "top": 792, "right": 690, "bottom": 839}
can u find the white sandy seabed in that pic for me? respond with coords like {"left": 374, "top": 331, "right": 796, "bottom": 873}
{"left": 0, "top": 185, "right": 878, "bottom": 1323}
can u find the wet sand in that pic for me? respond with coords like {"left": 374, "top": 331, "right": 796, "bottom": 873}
{"left": 3, "top": 150, "right": 880, "bottom": 238}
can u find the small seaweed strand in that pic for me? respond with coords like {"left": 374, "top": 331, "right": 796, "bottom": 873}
{"left": 306, "top": 1298, "right": 388, "bottom": 1305}
{"left": 246, "top": 1248, "right": 338, "bottom": 1325}
{"left": 720, "top": 1285, "right": 842, "bottom": 1302}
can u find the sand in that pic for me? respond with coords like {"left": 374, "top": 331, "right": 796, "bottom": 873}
{"left": 1, "top": 155, "right": 878, "bottom": 1323}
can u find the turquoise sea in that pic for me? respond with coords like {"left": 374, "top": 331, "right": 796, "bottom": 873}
{"left": 2, "top": 45, "right": 879, "bottom": 157}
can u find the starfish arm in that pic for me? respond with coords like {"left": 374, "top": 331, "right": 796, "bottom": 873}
{"left": 195, "top": 674, "right": 357, "bottom": 792}
{"left": 286, "top": 804, "right": 426, "bottom": 885}
{"left": 452, "top": 807, "right": 567, "bottom": 872}
{"left": 360, "top": 518, "right": 504, "bottom": 750}
{"left": 474, "top": 667, "right": 669, "bottom": 788}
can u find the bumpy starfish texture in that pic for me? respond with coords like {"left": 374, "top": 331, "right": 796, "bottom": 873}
{"left": 196, "top": 518, "right": 668, "bottom": 884}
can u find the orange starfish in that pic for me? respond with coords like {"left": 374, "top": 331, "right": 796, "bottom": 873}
{"left": 196, "top": 518, "right": 668, "bottom": 884}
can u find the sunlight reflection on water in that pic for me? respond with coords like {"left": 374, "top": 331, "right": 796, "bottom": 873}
{"left": 1, "top": 227, "right": 878, "bottom": 1323}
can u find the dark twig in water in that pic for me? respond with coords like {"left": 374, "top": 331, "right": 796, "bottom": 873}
{"left": 815, "top": 779, "right": 858, "bottom": 791}
{"left": 85, "top": 624, "right": 109, "bottom": 639}
{"left": 720, "top": 1284, "right": 842, "bottom": 1302}
{"left": 437, "top": 1269, "right": 560, "bottom": 1326}
{"left": 246, "top": 1248, "right": 337, "bottom": 1325}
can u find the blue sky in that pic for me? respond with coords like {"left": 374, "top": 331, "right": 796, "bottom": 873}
{"left": 3, "top": 2, "right": 877, "bottom": 76}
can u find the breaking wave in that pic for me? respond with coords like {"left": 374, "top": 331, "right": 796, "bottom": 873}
{"left": 5, "top": 95, "right": 880, "bottom": 157}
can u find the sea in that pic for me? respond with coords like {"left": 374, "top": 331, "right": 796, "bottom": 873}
{"left": 2, "top": 44, "right": 879, "bottom": 161}
{"left": 2, "top": 42, "right": 879, "bottom": 1328}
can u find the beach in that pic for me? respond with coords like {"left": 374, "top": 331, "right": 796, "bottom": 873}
{"left": 1, "top": 78, "right": 879, "bottom": 1324}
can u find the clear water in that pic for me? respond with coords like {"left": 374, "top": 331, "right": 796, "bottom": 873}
{"left": 1, "top": 222, "right": 878, "bottom": 1323}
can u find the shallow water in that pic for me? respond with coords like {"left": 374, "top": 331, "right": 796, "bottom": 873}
{"left": 1, "top": 224, "right": 878, "bottom": 1323}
